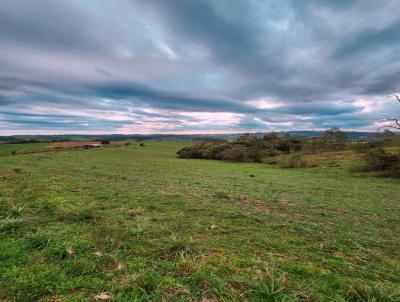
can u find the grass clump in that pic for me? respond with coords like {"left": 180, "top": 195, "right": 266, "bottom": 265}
{"left": 214, "top": 190, "right": 230, "bottom": 199}
{"left": 23, "top": 232, "right": 51, "bottom": 251}
{"left": 342, "top": 282, "right": 400, "bottom": 302}
{"left": 59, "top": 207, "right": 99, "bottom": 224}
{"left": 0, "top": 217, "right": 27, "bottom": 234}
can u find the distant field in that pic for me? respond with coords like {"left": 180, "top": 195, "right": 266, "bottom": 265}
{"left": 0, "top": 142, "right": 399, "bottom": 301}
{"left": 0, "top": 142, "right": 49, "bottom": 156}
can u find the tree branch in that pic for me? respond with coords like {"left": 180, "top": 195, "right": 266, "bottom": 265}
{"left": 388, "top": 94, "right": 400, "bottom": 102}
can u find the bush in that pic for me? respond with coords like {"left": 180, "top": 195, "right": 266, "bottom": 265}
{"left": 219, "top": 145, "right": 250, "bottom": 162}
{"left": 302, "top": 128, "right": 349, "bottom": 153}
{"left": 353, "top": 135, "right": 400, "bottom": 154}
{"left": 177, "top": 134, "right": 310, "bottom": 163}
{"left": 275, "top": 137, "right": 303, "bottom": 154}
{"left": 360, "top": 148, "right": 400, "bottom": 178}
{"left": 177, "top": 142, "right": 265, "bottom": 162}
{"left": 176, "top": 144, "right": 203, "bottom": 159}
{"left": 247, "top": 146, "right": 266, "bottom": 163}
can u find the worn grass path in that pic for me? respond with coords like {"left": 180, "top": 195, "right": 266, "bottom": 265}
{"left": 0, "top": 142, "right": 399, "bottom": 301}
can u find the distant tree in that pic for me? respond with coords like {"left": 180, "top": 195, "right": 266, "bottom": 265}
{"left": 274, "top": 133, "right": 303, "bottom": 153}
{"left": 386, "top": 94, "right": 400, "bottom": 130}
{"left": 99, "top": 140, "right": 110, "bottom": 145}
{"left": 382, "top": 129, "right": 396, "bottom": 137}
{"left": 359, "top": 90, "right": 400, "bottom": 178}
{"left": 240, "top": 133, "right": 251, "bottom": 140}
{"left": 238, "top": 133, "right": 263, "bottom": 146}
{"left": 263, "top": 132, "right": 279, "bottom": 142}
{"left": 321, "top": 128, "right": 347, "bottom": 151}
{"left": 379, "top": 75, "right": 400, "bottom": 131}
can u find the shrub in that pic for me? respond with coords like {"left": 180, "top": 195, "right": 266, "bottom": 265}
{"left": 219, "top": 144, "right": 250, "bottom": 162}
{"left": 99, "top": 140, "right": 110, "bottom": 145}
{"left": 321, "top": 128, "right": 347, "bottom": 151}
{"left": 176, "top": 144, "right": 203, "bottom": 159}
{"left": 360, "top": 148, "right": 400, "bottom": 178}
{"left": 247, "top": 146, "right": 267, "bottom": 162}
{"left": 177, "top": 134, "right": 309, "bottom": 163}
{"left": 353, "top": 135, "right": 400, "bottom": 154}
{"left": 177, "top": 142, "right": 265, "bottom": 162}
{"left": 275, "top": 137, "right": 303, "bottom": 154}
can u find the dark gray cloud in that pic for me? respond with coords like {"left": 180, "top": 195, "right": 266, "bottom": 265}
{"left": 332, "top": 20, "right": 400, "bottom": 60}
{"left": 0, "top": 0, "right": 399, "bottom": 134}
{"left": 0, "top": 1, "right": 103, "bottom": 53}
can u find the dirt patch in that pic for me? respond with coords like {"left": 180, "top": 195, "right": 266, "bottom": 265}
{"left": 236, "top": 198, "right": 268, "bottom": 214}
{"left": 276, "top": 199, "right": 297, "bottom": 206}
{"left": 0, "top": 170, "right": 12, "bottom": 179}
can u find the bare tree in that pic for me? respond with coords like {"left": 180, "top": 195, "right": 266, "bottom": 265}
{"left": 388, "top": 94, "right": 400, "bottom": 103}
{"left": 378, "top": 72, "right": 400, "bottom": 131}
{"left": 378, "top": 94, "right": 400, "bottom": 131}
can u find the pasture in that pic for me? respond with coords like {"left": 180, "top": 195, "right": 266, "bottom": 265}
{"left": 0, "top": 142, "right": 399, "bottom": 301}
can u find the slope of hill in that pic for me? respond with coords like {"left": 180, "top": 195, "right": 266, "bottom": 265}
{"left": 0, "top": 142, "right": 399, "bottom": 301}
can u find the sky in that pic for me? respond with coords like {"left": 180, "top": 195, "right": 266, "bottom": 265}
{"left": 0, "top": 0, "right": 399, "bottom": 135}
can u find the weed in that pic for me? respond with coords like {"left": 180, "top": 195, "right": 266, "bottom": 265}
{"left": 0, "top": 217, "right": 27, "bottom": 234}
{"left": 214, "top": 191, "right": 230, "bottom": 199}
{"left": 343, "top": 282, "right": 400, "bottom": 302}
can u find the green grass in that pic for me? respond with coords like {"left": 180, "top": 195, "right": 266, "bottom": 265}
{"left": 0, "top": 142, "right": 49, "bottom": 156}
{"left": 0, "top": 142, "right": 399, "bottom": 301}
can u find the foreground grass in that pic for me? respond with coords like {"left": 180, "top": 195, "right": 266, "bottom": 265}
{"left": 0, "top": 142, "right": 399, "bottom": 301}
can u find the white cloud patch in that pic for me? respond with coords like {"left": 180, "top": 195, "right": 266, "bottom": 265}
{"left": 154, "top": 41, "right": 178, "bottom": 60}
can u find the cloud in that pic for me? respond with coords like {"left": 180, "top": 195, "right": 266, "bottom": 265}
{"left": 0, "top": 0, "right": 399, "bottom": 134}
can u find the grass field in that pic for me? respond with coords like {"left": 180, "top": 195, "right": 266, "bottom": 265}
{"left": 0, "top": 142, "right": 399, "bottom": 301}
{"left": 0, "top": 142, "right": 49, "bottom": 156}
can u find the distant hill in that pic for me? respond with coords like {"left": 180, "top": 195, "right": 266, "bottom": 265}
{"left": 0, "top": 130, "right": 385, "bottom": 144}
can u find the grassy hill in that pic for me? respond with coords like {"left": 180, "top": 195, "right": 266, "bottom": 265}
{"left": 0, "top": 130, "right": 384, "bottom": 144}
{"left": 0, "top": 142, "right": 399, "bottom": 301}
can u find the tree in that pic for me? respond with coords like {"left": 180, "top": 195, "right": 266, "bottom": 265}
{"left": 263, "top": 132, "right": 279, "bottom": 142}
{"left": 379, "top": 92, "right": 400, "bottom": 131}
{"left": 273, "top": 133, "right": 303, "bottom": 153}
{"left": 376, "top": 71, "right": 400, "bottom": 131}
{"left": 321, "top": 128, "right": 347, "bottom": 151}
{"left": 382, "top": 129, "right": 396, "bottom": 137}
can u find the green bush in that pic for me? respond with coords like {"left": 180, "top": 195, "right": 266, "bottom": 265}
{"left": 177, "top": 141, "right": 265, "bottom": 162}
{"left": 219, "top": 145, "right": 250, "bottom": 162}
{"left": 360, "top": 148, "right": 400, "bottom": 178}
{"left": 177, "top": 132, "right": 347, "bottom": 163}
{"left": 353, "top": 135, "right": 400, "bottom": 154}
{"left": 176, "top": 144, "right": 203, "bottom": 159}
